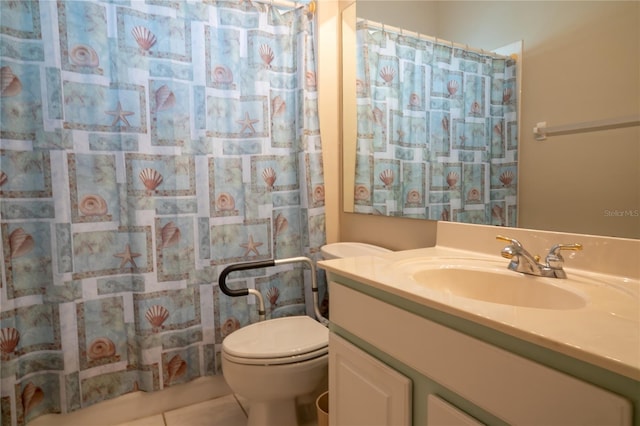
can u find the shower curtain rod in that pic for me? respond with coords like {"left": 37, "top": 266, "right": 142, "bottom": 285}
{"left": 533, "top": 115, "right": 640, "bottom": 141}
{"left": 358, "top": 18, "right": 510, "bottom": 60}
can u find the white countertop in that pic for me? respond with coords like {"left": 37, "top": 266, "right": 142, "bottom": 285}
{"left": 319, "top": 245, "right": 640, "bottom": 381}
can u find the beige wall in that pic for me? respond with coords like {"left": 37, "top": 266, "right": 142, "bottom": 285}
{"left": 318, "top": 1, "right": 639, "bottom": 249}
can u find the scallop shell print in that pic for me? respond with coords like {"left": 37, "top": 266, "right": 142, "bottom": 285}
{"left": 503, "top": 88, "right": 513, "bottom": 103}
{"left": 499, "top": 170, "right": 515, "bottom": 186}
{"left": 213, "top": 65, "right": 233, "bottom": 84}
{"left": 259, "top": 44, "right": 274, "bottom": 67}
{"left": 146, "top": 305, "right": 170, "bottom": 330}
{"left": 139, "top": 168, "right": 163, "bottom": 192}
{"left": 379, "top": 66, "right": 396, "bottom": 84}
{"left": 216, "top": 192, "right": 236, "bottom": 211}
{"left": 88, "top": 337, "right": 116, "bottom": 360}
{"left": 79, "top": 194, "right": 108, "bottom": 216}
{"left": 9, "top": 228, "right": 34, "bottom": 259}
{"left": 22, "top": 382, "right": 44, "bottom": 414}
{"left": 161, "top": 222, "right": 181, "bottom": 248}
{"left": 132, "top": 26, "right": 157, "bottom": 51}
{"left": 447, "top": 80, "right": 458, "bottom": 96}
{"left": 379, "top": 169, "right": 394, "bottom": 187}
{"left": 262, "top": 167, "right": 276, "bottom": 189}
{"left": 155, "top": 85, "right": 176, "bottom": 112}
{"left": 167, "top": 354, "right": 187, "bottom": 384}
{"left": 69, "top": 44, "right": 99, "bottom": 68}
{"left": 267, "top": 287, "right": 280, "bottom": 306}
{"left": 446, "top": 171, "right": 459, "bottom": 189}
{"left": 1, "top": 327, "right": 20, "bottom": 357}
{"left": 1, "top": 66, "right": 22, "bottom": 97}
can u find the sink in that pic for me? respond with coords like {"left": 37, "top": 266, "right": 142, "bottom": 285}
{"left": 395, "top": 259, "right": 587, "bottom": 310}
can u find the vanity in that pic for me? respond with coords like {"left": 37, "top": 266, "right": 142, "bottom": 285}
{"left": 318, "top": 222, "right": 640, "bottom": 425}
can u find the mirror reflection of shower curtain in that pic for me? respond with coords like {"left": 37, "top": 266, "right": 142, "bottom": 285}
{"left": 353, "top": 21, "right": 518, "bottom": 226}
{"left": 0, "top": 1, "right": 324, "bottom": 424}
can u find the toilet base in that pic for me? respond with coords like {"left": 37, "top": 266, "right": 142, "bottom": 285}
{"left": 248, "top": 398, "right": 297, "bottom": 426}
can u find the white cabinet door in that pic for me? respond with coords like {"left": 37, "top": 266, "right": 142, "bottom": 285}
{"left": 329, "top": 333, "right": 411, "bottom": 426}
{"left": 426, "top": 395, "right": 485, "bottom": 426}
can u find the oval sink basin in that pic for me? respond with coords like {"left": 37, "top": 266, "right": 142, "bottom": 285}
{"left": 408, "top": 263, "right": 587, "bottom": 310}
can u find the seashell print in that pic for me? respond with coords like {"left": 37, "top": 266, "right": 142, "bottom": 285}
{"left": 274, "top": 213, "right": 288, "bottom": 237}
{"left": 69, "top": 44, "right": 99, "bottom": 68}
{"left": 470, "top": 101, "right": 482, "bottom": 115}
{"left": 213, "top": 65, "right": 233, "bottom": 84}
{"left": 79, "top": 194, "right": 108, "bottom": 216}
{"left": 0, "top": 327, "right": 20, "bottom": 356}
{"left": 167, "top": 354, "right": 187, "bottom": 384}
{"left": 379, "top": 66, "right": 396, "bottom": 84}
{"left": 440, "top": 208, "right": 450, "bottom": 221}
{"left": 271, "top": 96, "right": 286, "bottom": 117}
{"left": 441, "top": 116, "right": 449, "bottom": 133}
{"left": 155, "top": 85, "right": 176, "bottom": 112}
{"left": 9, "top": 228, "right": 34, "bottom": 259}
{"left": 372, "top": 107, "right": 384, "bottom": 125}
{"left": 145, "top": 305, "right": 170, "bottom": 329}
{"left": 305, "top": 71, "right": 317, "bottom": 88}
{"left": 493, "top": 122, "right": 503, "bottom": 136}
{"left": 22, "top": 382, "right": 44, "bottom": 414}
{"left": 313, "top": 185, "right": 325, "bottom": 202}
{"left": 161, "top": 222, "right": 181, "bottom": 248}
{"left": 221, "top": 317, "right": 240, "bottom": 337}
{"left": 87, "top": 337, "right": 116, "bottom": 360}
{"left": 0, "top": 171, "right": 7, "bottom": 186}
{"left": 499, "top": 170, "right": 515, "bottom": 186}
{"left": 503, "top": 87, "right": 512, "bottom": 103}
{"left": 406, "top": 189, "right": 421, "bottom": 203}
{"left": 262, "top": 167, "right": 276, "bottom": 189}
{"left": 379, "top": 169, "right": 394, "bottom": 187}
{"left": 447, "top": 80, "right": 458, "bottom": 96}
{"left": 492, "top": 204, "right": 505, "bottom": 224}
{"left": 131, "top": 26, "right": 157, "bottom": 51}
{"left": 409, "top": 93, "right": 420, "bottom": 107}
{"left": 139, "top": 168, "right": 163, "bottom": 192}
{"left": 467, "top": 188, "right": 481, "bottom": 202}
{"left": 446, "top": 171, "right": 458, "bottom": 189}
{"left": 267, "top": 286, "right": 280, "bottom": 306}
{"left": 259, "top": 44, "right": 274, "bottom": 67}
{"left": 355, "top": 79, "right": 366, "bottom": 94}
{"left": 215, "top": 192, "right": 236, "bottom": 211}
{"left": 354, "top": 184, "right": 370, "bottom": 201}
{"left": 1, "top": 66, "right": 22, "bottom": 97}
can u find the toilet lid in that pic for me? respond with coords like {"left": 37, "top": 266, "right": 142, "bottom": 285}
{"left": 222, "top": 316, "right": 328, "bottom": 363}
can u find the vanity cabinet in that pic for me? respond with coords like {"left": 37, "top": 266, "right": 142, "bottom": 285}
{"left": 328, "top": 280, "right": 633, "bottom": 426}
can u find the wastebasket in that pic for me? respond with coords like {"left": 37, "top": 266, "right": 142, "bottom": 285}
{"left": 316, "top": 390, "right": 329, "bottom": 426}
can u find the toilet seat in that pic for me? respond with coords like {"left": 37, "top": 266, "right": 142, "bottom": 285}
{"left": 222, "top": 316, "right": 328, "bottom": 366}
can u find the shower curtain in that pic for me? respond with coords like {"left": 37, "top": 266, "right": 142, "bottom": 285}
{"left": 0, "top": 1, "right": 325, "bottom": 424}
{"left": 353, "top": 21, "right": 518, "bottom": 225}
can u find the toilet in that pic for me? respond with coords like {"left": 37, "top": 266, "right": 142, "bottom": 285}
{"left": 221, "top": 243, "right": 391, "bottom": 426}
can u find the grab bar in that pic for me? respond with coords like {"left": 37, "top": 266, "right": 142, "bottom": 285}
{"left": 218, "top": 256, "right": 329, "bottom": 325}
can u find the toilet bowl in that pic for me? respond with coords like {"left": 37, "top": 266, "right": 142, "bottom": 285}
{"left": 220, "top": 244, "right": 391, "bottom": 426}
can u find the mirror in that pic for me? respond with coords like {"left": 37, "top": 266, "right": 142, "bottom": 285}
{"left": 343, "top": 1, "right": 640, "bottom": 239}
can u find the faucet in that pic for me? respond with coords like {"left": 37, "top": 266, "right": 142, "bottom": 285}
{"left": 496, "top": 235, "right": 582, "bottom": 278}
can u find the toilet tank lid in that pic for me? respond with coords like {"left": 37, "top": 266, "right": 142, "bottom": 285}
{"left": 222, "top": 316, "right": 328, "bottom": 359}
{"left": 321, "top": 242, "right": 392, "bottom": 259}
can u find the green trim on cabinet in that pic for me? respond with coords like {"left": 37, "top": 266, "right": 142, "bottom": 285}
{"left": 327, "top": 273, "right": 640, "bottom": 425}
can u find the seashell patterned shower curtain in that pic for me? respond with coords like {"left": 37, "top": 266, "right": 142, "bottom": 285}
{"left": 0, "top": 1, "right": 325, "bottom": 424}
{"left": 354, "top": 21, "right": 518, "bottom": 225}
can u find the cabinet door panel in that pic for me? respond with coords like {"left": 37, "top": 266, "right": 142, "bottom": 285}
{"left": 329, "top": 333, "right": 411, "bottom": 426}
{"left": 426, "top": 395, "right": 485, "bottom": 426}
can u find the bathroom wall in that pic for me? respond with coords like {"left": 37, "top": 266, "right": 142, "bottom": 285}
{"left": 318, "top": 1, "right": 639, "bottom": 249}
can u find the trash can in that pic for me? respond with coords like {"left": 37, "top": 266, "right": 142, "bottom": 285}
{"left": 316, "top": 390, "right": 329, "bottom": 426}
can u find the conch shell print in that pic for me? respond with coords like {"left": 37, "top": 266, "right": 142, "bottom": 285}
{"left": 406, "top": 189, "right": 421, "bottom": 204}
{"left": 155, "top": 85, "right": 176, "bottom": 112}
{"left": 167, "top": 354, "right": 187, "bottom": 384}
{"left": 0, "top": 171, "right": 7, "bottom": 186}
{"left": 79, "top": 194, "right": 108, "bottom": 216}
{"left": 0, "top": 327, "right": 20, "bottom": 358}
{"left": 271, "top": 96, "right": 286, "bottom": 117}
{"left": 1, "top": 66, "right": 22, "bottom": 97}
{"left": 139, "top": 168, "right": 163, "bottom": 192}
{"left": 161, "top": 222, "right": 181, "bottom": 248}
{"left": 221, "top": 317, "right": 240, "bottom": 337}
{"left": 354, "top": 184, "right": 370, "bottom": 201}
{"left": 9, "top": 228, "right": 34, "bottom": 259}
{"left": 215, "top": 192, "right": 235, "bottom": 211}
{"left": 22, "top": 382, "right": 44, "bottom": 415}
{"left": 88, "top": 337, "right": 117, "bottom": 360}
{"left": 213, "top": 65, "right": 233, "bottom": 84}
{"left": 69, "top": 44, "right": 99, "bottom": 68}
{"left": 131, "top": 26, "right": 157, "bottom": 51}
{"left": 313, "top": 185, "right": 325, "bottom": 202}
{"left": 146, "top": 305, "right": 170, "bottom": 331}
{"left": 274, "top": 213, "right": 288, "bottom": 237}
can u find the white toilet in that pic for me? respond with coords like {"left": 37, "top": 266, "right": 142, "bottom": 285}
{"left": 220, "top": 243, "right": 392, "bottom": 426}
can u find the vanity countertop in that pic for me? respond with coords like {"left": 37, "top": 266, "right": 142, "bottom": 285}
{"left": 319, "top": 245, "right": 640, "bottom": 381}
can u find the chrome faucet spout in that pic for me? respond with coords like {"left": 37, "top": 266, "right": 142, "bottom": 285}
{"left": 496, "top": 236, "right": 582, "bottom": 279}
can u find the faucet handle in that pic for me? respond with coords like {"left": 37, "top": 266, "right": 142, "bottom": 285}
{"left": 496, "top": 235, "right": 523, "bottom": 248}
{"left": 545, "top": 243, "right": 583, "bottom": 269}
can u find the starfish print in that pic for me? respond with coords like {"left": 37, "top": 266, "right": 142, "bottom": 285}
{"left": 240, "top": 235, "right": 263, "bottom": 257}
{"left": 236, "top": 112, "right": 259, "bottom": 134}
{"left": 114, "top": 244, "right": 141, "bottom": 269}
{"left": 105, "top": 102, "right": 134, "bottom": 127}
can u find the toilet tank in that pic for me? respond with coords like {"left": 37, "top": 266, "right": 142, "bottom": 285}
{"left": 320, "top": 242, "right": 392, "bottom": 260}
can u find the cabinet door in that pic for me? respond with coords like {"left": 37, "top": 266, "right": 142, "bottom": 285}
{"left": 426, "top": 395, "right": 485, "bottom": 426}
{"left": 329, "top": 333, "right": 411, "bottom": 426}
